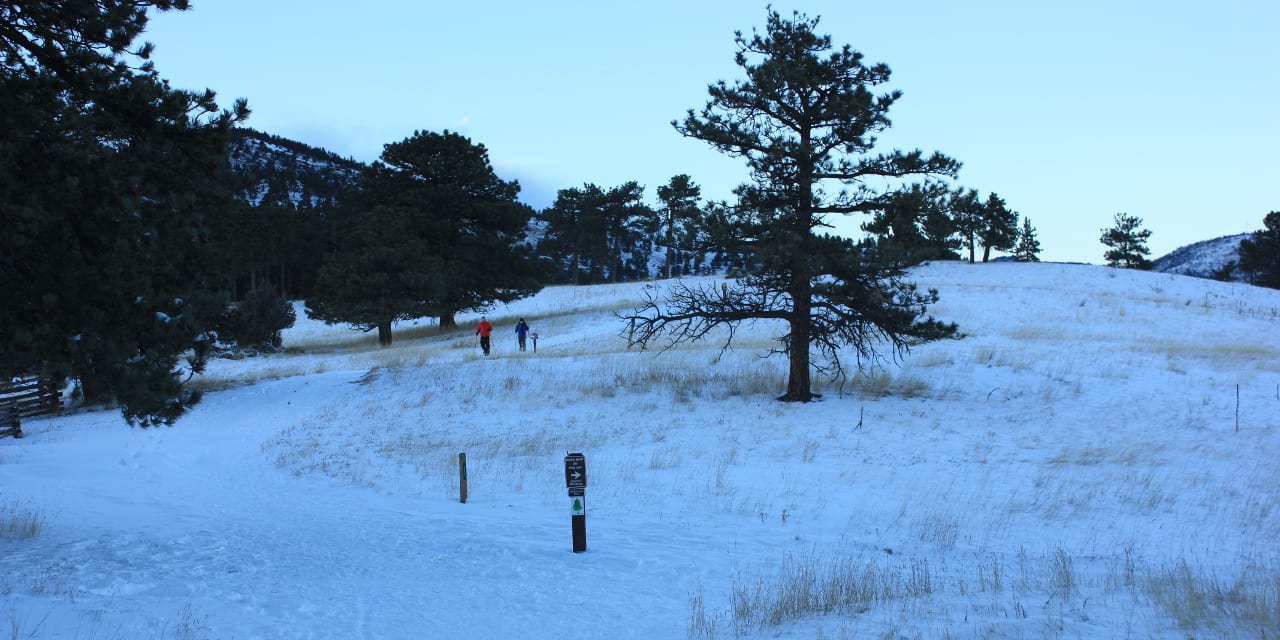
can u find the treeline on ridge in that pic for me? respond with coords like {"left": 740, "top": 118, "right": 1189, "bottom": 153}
{"left": 224, "top": 127, "right": 1042, "bottom": 302}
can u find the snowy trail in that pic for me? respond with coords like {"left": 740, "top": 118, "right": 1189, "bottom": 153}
{"left": 3, "top": 371, "right": 745, "bottom": 638}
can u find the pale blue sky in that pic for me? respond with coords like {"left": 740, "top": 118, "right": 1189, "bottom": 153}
{"left": 145, "top": 1, "right": 1277, "bottom": 263}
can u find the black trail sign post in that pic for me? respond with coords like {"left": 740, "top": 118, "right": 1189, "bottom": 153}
{"left": 458, "top": 452, "right": 468, "bottom": 504}
{"left": 564, "top": 452, "right": 587, "bottom": 552}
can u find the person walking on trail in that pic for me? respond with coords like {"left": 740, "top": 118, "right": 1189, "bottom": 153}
{"left": 514, "top": 318, "right": 531, "bottom": 352}
{"left": 476, "top": 316, "right": 494, "bottom": 356}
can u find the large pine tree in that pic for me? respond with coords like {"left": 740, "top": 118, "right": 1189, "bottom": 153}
{"left": 621, "top": 9, "right": 959, "bottom": 401}
{"left": 307, "top": 130, "right": 542, "bottom": 343}
{"left": 0, "top": 0, "right": 248, "bottom": 426}
{"left": 654, "top": 175, "right": 705, "bottom": 279}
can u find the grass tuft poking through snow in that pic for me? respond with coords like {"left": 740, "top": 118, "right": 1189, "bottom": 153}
{"left": 0, "top": 499, "right": 45, "bottom": 540}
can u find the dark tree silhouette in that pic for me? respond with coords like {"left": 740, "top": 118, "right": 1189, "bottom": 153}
{"left": 0, "top": 0, "right": 248, "bottom": 425}
{"left": 621, "top": 10, "right": 958, "bottom": 401}
{"left": 1238, "top": 211, "right": 1280, "bottom": 288}
{"left": 308, "top": 130, "right": 541, "bottom": 344}
{"left": 1100, "top": 213, "right": 1153, "bottom": 269}
{"left": 1012, "top": 217, "right": 1042, "bottom": 262}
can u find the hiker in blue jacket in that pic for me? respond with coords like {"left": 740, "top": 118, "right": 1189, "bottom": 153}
{"left": 514, "top": 318, "right": 531, "bottom": 352}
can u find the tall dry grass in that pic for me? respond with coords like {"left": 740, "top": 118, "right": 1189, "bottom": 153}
{"left": 0, "top": 499, "right": 45, "bottom": 540}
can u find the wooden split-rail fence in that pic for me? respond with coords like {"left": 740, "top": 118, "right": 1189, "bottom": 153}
{"left": 1, "top": 375, "right": 62, "bottom": 439}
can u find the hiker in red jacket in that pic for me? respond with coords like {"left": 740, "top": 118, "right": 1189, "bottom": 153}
{"left": 475, "top": 316, "right": 494, "bottom": 356}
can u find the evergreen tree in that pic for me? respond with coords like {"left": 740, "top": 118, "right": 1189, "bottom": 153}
{"left": 654, "top": 175, "right": 704, "bottom": 278}
{"left": 538, "top": 186, "right": 597, "bottom": 284}
{"left": 540, "top": 182, "right": 649, "bottom": 284}
{"left": 950, "top": 188, "right": 1017, "bottom": 263}
{"left": 1238, "top": 211, "right": 1280, "bottom": 289}
{"left": 862, "top": 182, "right": 959, "bottom": 264}
{"left": 978, "top": 193, "right": 1019, "bottom": 262}
{"left": 222, "top": 202, "right": 308, "bottom": 299}
{"left": 1100, "top": 212, "right": 1153, "bottom": 269}
{"left": 1210, "top": 261, "right": 1238, "bottom": 282}
{"left": 306, "top": 205, "right": 431, "bottom": 346}
{"left": 307, "top": 130, "right": 541, "bottom": 344}
{"left": 0, "top": 0, "right": 248, "bottom": 426}
{"left": 218, "top": 285, "right": 295, "bottom": 350}
{"left": 695, "top": 201, "right": 755, "bottom": 275}
{"left": 949, "top": 187, "right": 983, "bottom": 264}
{"left": 1012, "top": 217, "right": 1042, "bottom": 262}
{"left": 600, "top": 183, "right": 652, "bottom": 282}
{"left": 621, "top": 9, "right": 959, "bottom": 401}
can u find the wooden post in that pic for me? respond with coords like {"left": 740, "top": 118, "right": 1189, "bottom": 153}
{"left": 565, "top": 452, "right": 587, "bottom": 552}
{"left": 458, "top": 452, "right": 468, "bottom": 504}
{"left": 570, "top": 494, "right": 586, "bottom": 552}
{"left": 1, "top": 405, "right": 20, "bottom": 439}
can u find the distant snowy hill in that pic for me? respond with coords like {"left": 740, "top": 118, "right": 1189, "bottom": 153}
{"left": 1151, "top": 233, "right": 1249, "bottom": 281}
{"left": 228, "top": 128, "right": 364, "bottom": 214}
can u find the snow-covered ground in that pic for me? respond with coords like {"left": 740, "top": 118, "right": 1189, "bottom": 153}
{"left": 3, "top": 262, "right": 1278, "bottom": 639}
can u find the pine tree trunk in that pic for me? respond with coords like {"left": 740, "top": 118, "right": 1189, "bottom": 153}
{"left": 780, "top": 291, "right": 814, "bottom": 402}
{"left": 439, "top": 313, "right": 457, "bottom": 329}
{"left": 780, "top": 175, "right": 815, "bottom": 402}
{"left": 377, "top": 320, "right": 393, "bottom": 346}
{"left": 779, "top": 140, "right": 818, "bottom": 403}
{"left": 664, "top": 223, "right": 675, "bottom": 279}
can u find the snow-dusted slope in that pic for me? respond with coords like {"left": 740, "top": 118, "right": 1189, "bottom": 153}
{"left": 3, "top": 262, "right": 1278, "bottom": 638}
{"left": 1152, "top": 233, "right": 1249, "bottom": 280}
{"left": 228, "top": 128, "right": 363, "bottom": 211}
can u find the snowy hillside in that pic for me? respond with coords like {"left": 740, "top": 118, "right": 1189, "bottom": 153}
{"left": 2, "top": 262, "right": 1278, "bottom": 639}
{"left": 1152, "top": 233, "right": 1249, "bottom": 281}
{"left": 228, "top": 128, "right": 363, "bottom": 211}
